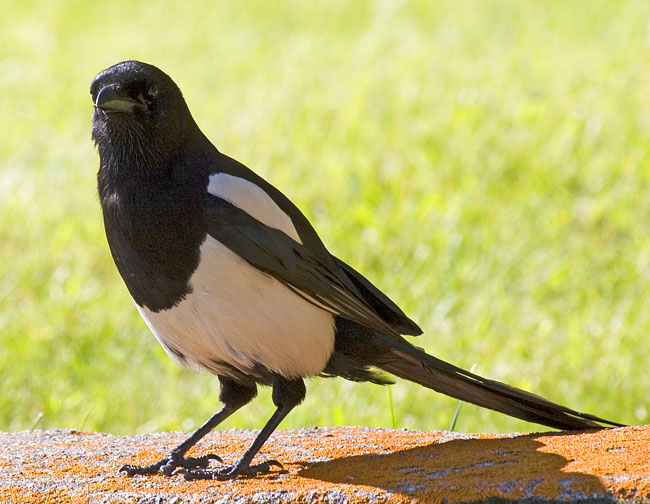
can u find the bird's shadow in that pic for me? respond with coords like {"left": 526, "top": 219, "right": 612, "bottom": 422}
{"left": 295, "top": 432, "right": 611, "bottom": 502}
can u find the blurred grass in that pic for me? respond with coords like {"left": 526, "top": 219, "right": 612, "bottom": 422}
{"left": 1, "top": 0, "right": 650, "bottom": 435}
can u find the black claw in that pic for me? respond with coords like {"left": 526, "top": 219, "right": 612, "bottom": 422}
{"left": 264, "top": 459, "right": 284, "bottom": 470}
{"left": 120, "top": 452, "right": 223, "bottom": 478}
{"left": 160, "top": 462, "right": 176, "bottom": 477}
{"left": 182, "top": 459, "right": 285, "bottom": 481}
{"left": 119, "top": 461, "right": 165, "bottom": 476}
{"left": 186, "top": 453, "right": 224, "bottom": 466}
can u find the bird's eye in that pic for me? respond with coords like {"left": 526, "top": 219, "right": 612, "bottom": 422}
{"left": 148, "top": 83, "right": 159, "bottom": 98}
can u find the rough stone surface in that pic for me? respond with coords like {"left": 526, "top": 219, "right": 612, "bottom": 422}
{"left": 1, "top": 426, "right": 649, "bottom": 503}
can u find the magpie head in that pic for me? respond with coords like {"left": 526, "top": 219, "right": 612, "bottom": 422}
{"left": 91, "top": 60, "right": 197, "bottom": 171}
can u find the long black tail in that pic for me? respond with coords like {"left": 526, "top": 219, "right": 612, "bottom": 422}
{"left": 375, "top": 333, "right": 624, "bottom": 430}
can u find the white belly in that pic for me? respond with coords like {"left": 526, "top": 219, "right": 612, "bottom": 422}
{"left": 136, "top": 235, "right": 336, "bottom": 379}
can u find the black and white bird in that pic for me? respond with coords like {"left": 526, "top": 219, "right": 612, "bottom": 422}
{"left": 91, "top": 60, "right": 622, "bottom": 480}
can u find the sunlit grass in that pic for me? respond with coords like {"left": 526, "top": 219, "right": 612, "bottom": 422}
{"left": 1, "top": 0, "right": 649, "bottom": 435}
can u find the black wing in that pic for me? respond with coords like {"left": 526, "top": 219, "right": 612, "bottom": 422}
{"left": 333, "top": 258, "right": 422, "bottom": 336}
{"left": 203, "top": 194, "right": 418, "bottom": 338}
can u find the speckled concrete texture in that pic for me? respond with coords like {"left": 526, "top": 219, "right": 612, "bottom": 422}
{"left": 1, "top": 426, "right": 649, "bottom": 503}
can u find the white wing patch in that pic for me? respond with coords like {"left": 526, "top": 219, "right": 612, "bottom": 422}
{"left": 136, "top": 235, "right": 335, "bottom": 378}
{"left": 208, "top": 173, "right": 302, "bottom": 243}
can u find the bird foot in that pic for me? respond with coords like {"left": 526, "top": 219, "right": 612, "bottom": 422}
{"left": 120, "top": 452, "right": 223, "bottom": 477}
{"left": 182, "top": 459, "right": 284, "bottom": 480}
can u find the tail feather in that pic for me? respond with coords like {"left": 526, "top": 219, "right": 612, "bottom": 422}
{"left": 375, "top": 334, "right": 624, "bottom": 430}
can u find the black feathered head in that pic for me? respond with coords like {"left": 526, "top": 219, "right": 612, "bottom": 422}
{"left": 91, "top": 61, "right": 198, "bottom": 173}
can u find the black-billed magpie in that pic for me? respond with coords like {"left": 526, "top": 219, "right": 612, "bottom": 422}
{"left": 91, "top": 61, "right": 623, "bottom": 481}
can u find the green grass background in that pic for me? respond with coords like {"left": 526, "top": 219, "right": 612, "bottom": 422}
{"left": 1, "top": 0, "right": 649, "bottom": 435}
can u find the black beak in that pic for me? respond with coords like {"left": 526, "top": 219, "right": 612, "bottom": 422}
{"left": 95, "top": 86, "right": 140, "bottom": 113}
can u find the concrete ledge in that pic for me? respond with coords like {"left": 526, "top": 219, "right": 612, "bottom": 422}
{"left": 1, "top": 425, "right": 649, "bottom": 503}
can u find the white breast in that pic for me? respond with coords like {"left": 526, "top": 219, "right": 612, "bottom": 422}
{"left": 136, "top": 236, "right": 336, "bottom": 379}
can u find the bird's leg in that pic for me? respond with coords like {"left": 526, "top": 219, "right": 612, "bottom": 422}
{"left": 183, "top": 376, "right": 306, "bottom": 480}
{"left": 120, "top": 377, "right": 257, "bottom": 477}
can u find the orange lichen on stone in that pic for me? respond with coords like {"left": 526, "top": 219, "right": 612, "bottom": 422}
{"left": 1, "top": 426, "right": 649, "bottom": 503}
{"left": 535, "top": 426, "right": 650, "bottom": 499}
